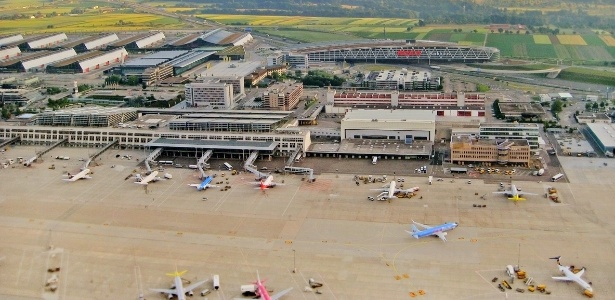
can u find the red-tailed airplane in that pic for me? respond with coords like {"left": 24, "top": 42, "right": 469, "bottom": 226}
{"left": 251, "top": 271, "right": 293, "bottom": 300}
{"left": 252, "top": 175, "right": 284, "bottom": 191}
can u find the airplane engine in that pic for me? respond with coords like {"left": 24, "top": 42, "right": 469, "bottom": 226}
{"left": 167, "top": 293, "right": 174, "bottom": 299}
{"left": 186, "top": 290, "right": 194, "bottom": 296}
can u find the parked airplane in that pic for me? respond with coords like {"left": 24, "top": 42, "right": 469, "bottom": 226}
{"left": 252, "top": 175, "right": 284, "bottom": 191}
{"left": 550, "top": 256, "right": 593, "bottom": 294}
{"left": 63, "top": 169, "right": 92, "bottom": 182}
{"left": 135, "top": 171, "right": 162, "bottom": 185}
{"left": 371, "top": 181, "right": 419, "bottom": 200}
{"left": 405, "top": 220, "right": 458, "bottom": 242}
{"left": 251, "top": 271, "right": 293, "bottom": 300}
{"left": 493, "top": 184, "right": 536, "bottom": 201}
{"left": 188, "top": 176, "right": 218, "bottom": 191}
{"left": 150, "top": 269, "right": 209, "bottom": 300}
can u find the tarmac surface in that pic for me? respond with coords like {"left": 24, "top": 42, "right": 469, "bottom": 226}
{"left": 1, "top": 146, "right": 614, "bottom": 300}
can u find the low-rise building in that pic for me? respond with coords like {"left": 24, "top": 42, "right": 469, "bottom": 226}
{"left": 341, "top": 109, "right": 436, "bottom": 142}
{"left": 185, "top": 81, "right": 234, "bottom": 109}
{"left": 479, "top": 122, "right": 540, "bottom": 149}
{"left": 575, "top": 112, "right": 611, "bottom": 124}
{"left": 450, "top": 136, "right": 531, "bottom": 167}
{"left": 262, "top": 81, "right": 303, "bottom": 111}
{"left": 366, "top": 69, "right": 440, "bottom": 90}
{"left": 585, "top": 123, "right": 615, "bottom": 154}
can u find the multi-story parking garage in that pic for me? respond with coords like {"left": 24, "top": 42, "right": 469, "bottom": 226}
{"left": 281, "top": 39, "right": 499, "bottom": 66}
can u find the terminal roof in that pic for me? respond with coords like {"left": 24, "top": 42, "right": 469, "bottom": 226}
{"left": 145, "top": 138, "right": 277, "bottom": 151}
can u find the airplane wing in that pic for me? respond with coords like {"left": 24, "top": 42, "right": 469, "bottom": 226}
{"left": 552, "top": 276, "right": 573, "bottom": 281}
{"left": 412, "top": 220, "right": 432, "bottom": 230}
{"left": 270, "top": 287, "right": 293, "bottom": 300}
{"left": 435, "top": 232, "right": 447, "bottom": 242}
{"left": 206, "top": 184, "right": 219, "bottom": 188}
{"left": 492, "top": 191, "right": 508, "bottom": 194}
{"left": 575, "top": 268, "right": 585, "bottom": 277}
{"left": 63, "top": 178, "right": 78, "bottom": 182}
{"left": 149, "top": 288, "right": 178, "bottom": 295}
{"left": 517, "top": 191, "right": 538, "bottom": 196}
{"left": 184, "top": 279, "right": 209, "bottom": 292}
{"left": 188, "top": 184, "right": 200, "bottom": 187}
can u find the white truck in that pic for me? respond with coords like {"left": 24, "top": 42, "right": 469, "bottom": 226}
{"left": 372, "top": 156, "right": 378, "bottom": 165}
{"left": 428, "top": 176, "right": 433, "bottom": 185}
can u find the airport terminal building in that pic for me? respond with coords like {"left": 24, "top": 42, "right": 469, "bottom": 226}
{"left": 341, "top": 109, "right": 436, "bottom": 142}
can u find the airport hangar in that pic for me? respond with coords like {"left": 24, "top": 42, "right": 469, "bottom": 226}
{"left": 280, "top": 39, "right": 500, "bottom": 66}
{"left": 586, "top": 123, "right": 615, "bottom": 154}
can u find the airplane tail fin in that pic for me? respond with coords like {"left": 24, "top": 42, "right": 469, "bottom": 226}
{"left": 166, "top": 270, "right": 188, "bottom": 277}
{"left": 549, "top": 256, "right": 562, "bottom": 265}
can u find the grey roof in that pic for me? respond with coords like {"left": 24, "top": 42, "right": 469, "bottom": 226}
{"left": 172, "top": 118, "right": 275, "bottom": 125}
{"left": 145, "top": 138, "right": 277, "bottom": 151}
{"left": 141, "top": 50, "right": 189, "bottom": 60}
{"left": 343, "top": 109, "right": 436, "bottom": 121}
{"left": 587, "top": 123, "right": 615, "bottom": 148}
{"left": 168, "top": 51, "right": 216, "bottom": 68}
{"left": 122, "top": 58, "right": 168, "bottom": 67}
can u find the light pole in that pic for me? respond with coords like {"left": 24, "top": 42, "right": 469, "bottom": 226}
{"left": 292, "top": 249, "right": 296, "bottom": 273}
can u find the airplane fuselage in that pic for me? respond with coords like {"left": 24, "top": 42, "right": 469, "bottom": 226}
{"left": 256, "top": 282, "right": 271, "bottom": 300}
{"left": 138, "top": 171, "right": 159, "bottom": 184}
{"left": 174, "top": 276, "right": 186, "bottom": 300}
{"left": 559, "top": 266, "right": 592, "bottom": 292}
{"left": 387, "top": 181, "right": 396, "bottom": 199}
{"left": 413, "top": 223, "right": 458, "bottom": 239}
{"left": 197, "top": 176, "right": 213, "bottom": 190}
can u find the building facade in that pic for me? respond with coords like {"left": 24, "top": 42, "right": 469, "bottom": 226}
{"left": 327, "top": 90, "right": 485, "bottom": 108}
{"left": 450, "top": 136, "right": 531, "bottom": 166}
{"left": 262, "top": 81, "right": 303, "bottom": 111}
{"left": 340, "top": 109, "right": 436, "bottom": 142}
{"left": 479, "top": 123, "right": 540, "bottom": 149}
{"left": 0, "top": 125, "right": 311, "bottom": 155}
{"left": 185, "top": 81, "right": 234, "bottom": 109}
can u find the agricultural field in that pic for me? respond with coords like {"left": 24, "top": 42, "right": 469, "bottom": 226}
{"left": 600, "top": 35, "right": 615, "bottom": 47}
{"left": 533, "top": 35, "right": 551, "bottom": 45}
{"left": 556, "top": 35, "right": 587, "bottom": 45}
{"left": 199, "top": 14, "right": 417, "bottom": 27}
{"left": 0, "top": 12, "right": 182, "bottom": 34}
{"left": 256, "top": 28, "right": 360, "bottom": 43}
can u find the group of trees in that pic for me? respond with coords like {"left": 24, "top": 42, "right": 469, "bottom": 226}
{"left": 301, "top": 70, "right": 345, "bottom": 87}
{"left": 105, "top": 75, "right": 141, "bottom": 87}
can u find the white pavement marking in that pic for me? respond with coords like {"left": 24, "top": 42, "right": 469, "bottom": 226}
{"left": 285, "top": 268, "right": 307, "bottom": 300}
{"left": 282, "top": 183, "right": 302, "bottom": 216}
{"left": 61, "top": 251, "right": 70, "bottom": 300}
{"left": 15, "top": 249, "right": 25, "bottom": 285}
{"left": 316, "top": 272, "right": 338, "bottom": 300}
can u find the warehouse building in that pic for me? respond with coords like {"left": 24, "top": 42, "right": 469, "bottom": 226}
{"left": 46, "top": 48, "right": 128, "bottom": 74}
{"left": 0, "top": 34, "right": 23, "bottom": 47}
{"left": 17, "top": 33, "right": 68, "bottom": 50}
{"left": 0, "top": 49, "right": 76, "bottom": 72}
{"left": 69, "top": 33, "right": 119, "bottom": 53}
{"left": 450, "top": 136, "right": 530, "bottom": 167}
{"left": 109, "top": 32, "right": 165, "bottom": 52}
{"left": 185, "top": 81, "right": 234, "bottom": 109}
{"left": 262, "top": 80, "right": 303, "bottom": 111}
{"left": 166, "top": 29, "right": 252, "bottom": 49}
{"left": 0, "top": 46, "right": 21, "bottom": 60}
{"left": 119, "top": 51, "right": 188, "bottom": 85}
{"left": 586, "top": 123, "right": 615, "bottom": 154}
{"left": 33, "top": 107, "right": 137, "bottom": 127}
{"left": 0, "top": 88, "right": 45, "bottom": 106}
{"left": 366, "top": 69, "right": 440, "bottom": 90}
{"left": 168, "top": 110, "right": 291, "bottom": 132}
{"left": 479, "top": 123, "right": 540, "bottom": 149}
{"left": 167, "top": 50, "right": 215, "bottom": 76}
{"left": 341, "top": 109, "right": 436, "bottom": 142}
{"left": 327, "top": 90, "right": 485, "bottom": 108}
{"left": 574, "top": 112, "right": 611, "bottom": 124}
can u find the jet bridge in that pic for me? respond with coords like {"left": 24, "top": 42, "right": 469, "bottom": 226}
{"left": 23, "top": 138, "right": 67, "bottom": 167}
{"left": 197, "top": 150, "right": 213, "bottom": 179}
{"left": 144, "top": 147, "right": 163, "bottom": 173}
{"left": 0, "top": 136, "right": 20, "bottom": 149}
{"left": 286, "top": 149, "right": 300, "bottom": 167}
{"left": 82, "top": 140, "right": 119, "bottom": 170}
{"left": 284, "top": 166, "right": 315, "bottom": 182}
{"left": 243, "top": 150, "right": 268, "bottom": 179}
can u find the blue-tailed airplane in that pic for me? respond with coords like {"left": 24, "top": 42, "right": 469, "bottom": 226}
{"left": 188, "top": 176, "right": 219, "bottom": 191}
{"left": 406, "top": 220, "right": 458, "bottom": 242}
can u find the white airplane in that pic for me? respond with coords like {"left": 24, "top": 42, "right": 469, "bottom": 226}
{"left": 550, "top": 256, "right": 593, "bottom": 294}
{"left": 63, "top": 169, "right": 92, "bottom": 182}
{"left": 252, "top": 175, "right": 284, "bottom": 191}
{"left": 493, "top": 184, "right": 536, "bottom": 201}
{"left": 370, "top": 181, "right": 419, "bottom": 201}
{"left": 150, "top": 270, "right": 209, "bottom": 300}
{"left": 135, "top": 171, "right": 163, "bottom": 185}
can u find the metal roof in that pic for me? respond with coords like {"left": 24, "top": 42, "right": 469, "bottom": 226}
{"left": 141, "top": 50, "right": 188, "bottom": 60}
{"left": 587, "top": 123, "right": 615, "bottom": 148}
{"left": 168, "top": 51, "right": 215, "bottom": 68}
{"left": 145, "top": 138, "right": 277, "bottom": 151}
{"left": 122, "top": 58, "right": 168, "bottom": 67}
{"left": 343, "top": 109, "right": 436, "bottom": 121}
{"left": 200, "top": 61, "right": 262, "bottom": 78}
